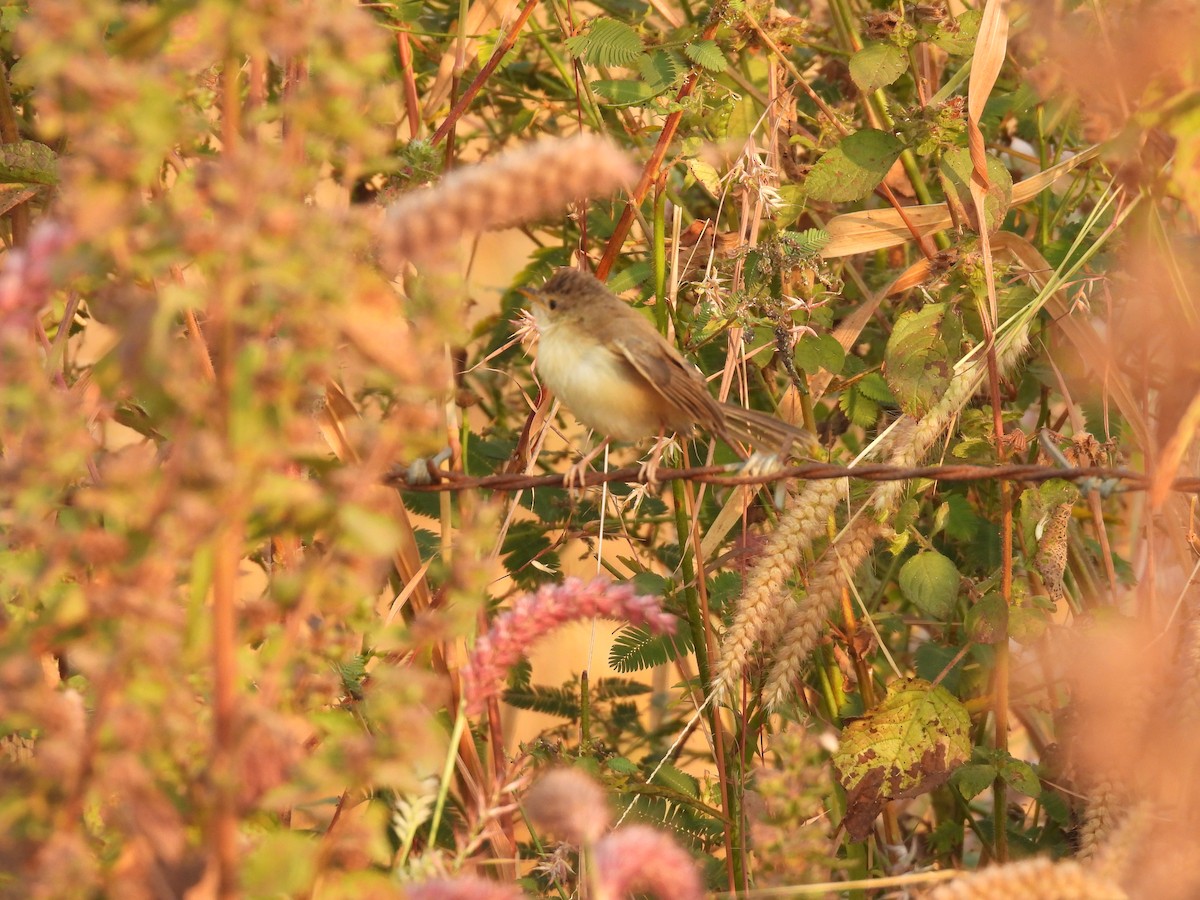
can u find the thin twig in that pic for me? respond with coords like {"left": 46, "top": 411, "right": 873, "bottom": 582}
{"left": 389, "top": 461, "right": 1178, "bottom": 493}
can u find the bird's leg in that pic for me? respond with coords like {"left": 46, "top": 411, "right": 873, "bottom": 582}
{"left": 564, "top": 437, "right": 612, "bottom": 494}
{"left": 637, "top": 429, "right": 673, "bottom": 487}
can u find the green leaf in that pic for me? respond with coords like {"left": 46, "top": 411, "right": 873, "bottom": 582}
{"left": 857, "top": 372, "right": 895, "bottom": 404}
{"left": 805, "top": 129, "right": 905, "bottom": 202}
{"left": 0, "top": 140, "right": 58, "bottom": 185}
{"left": 721, "top": 94, "right": 761, "bottom": 141}
{"left": 998, "top": 756, "right": 1041, "bottom": 797}
{"left": 794, "top": 333, "right": 846, "bottom": 375}
{"left": 840, "top": 385, "right": 880, "bottom": 430}
{"left": 566, "top": 17, "right": 644, "bottom": 68}
{"left": 502, "top": 683, "right": 580, "bottom": 718}
{"left": 590, "top": 78, "right": 661, "bottom": 106}
{"left": 610, "top": 621, "right": 693, "bottom": 672}
{"left": 899, "top": 550, "right": 960, "bottom": 618}
{"left": 783, "top": 227, "right": 832, "bottom": 255}
{"left": 938, "top": 147, "right": 1013, "bottom": 234}
{"left": 637, "top": 48, "right": 685, "bottom": 92}
{"left": 966, "top": 593, "right": 1007, "bottom": 644}
{"left": 593, "top": 677, "right": 652, "bottom": 700}
{"left": 934, "top": 9, "right": 982, "bottom": 56}
{"left": 684, "top": 39, "right": 727, "bottom": 72}
{"left": 884, "top": 303, "right": 961, "bottom": 417}
{"left": 653, "top": 763, "right": 700, "bottom": 799}
{"left": 687, "top": 158, "right": 723, "bottom": 196}
{"left": 952, "top": 762, "right": 996, "bottom": 799}
{"left": 832, "top": 679, "right": 971, "bottom": 840}
{"left": 914, "top": 641, "right": 968, "bottom": 693}
{"left": 1009, "top": 603, "right": 1049, "bottom": 645}
{"left": 501, "top": 521, "right": 556, "bottom": 590}
{"left": 606, "top": 756, "right": 640, "bottom": 775}
{"left": 849, "top": 42, "right": 907, "bottom": 93}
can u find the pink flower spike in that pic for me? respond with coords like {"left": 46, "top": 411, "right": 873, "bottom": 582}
{"left": 461, "top": 578, "right": 676, "bottom": 715}
{"left": 593, "top": 825, "right": 704, "bottom": 900}
{"left": 404, "top": 876, "right": 524, "bottom": 900}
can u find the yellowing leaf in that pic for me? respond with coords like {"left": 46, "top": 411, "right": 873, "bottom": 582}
{"left": 884, "top": 303, "right": 962, "bottom": 417}
{"left": 832, "top": 679, "right": 971, "bottom": 841}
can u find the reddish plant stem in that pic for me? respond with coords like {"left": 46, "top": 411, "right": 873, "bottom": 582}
{"left": 596, "top": 3, "right": 728, "bottom": 279}
{"left": 0, "top": 61, "right": 30, "bottom": 246}
{"left": 397, "top": 31, "right": 423, "bottom": 140}
{"left": 431, "top": 1, "right": 541, "bottom": 147}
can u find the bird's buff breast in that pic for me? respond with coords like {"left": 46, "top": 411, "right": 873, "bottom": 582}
{"left": 536, "top": 327, "right": 668, "bottom": 441}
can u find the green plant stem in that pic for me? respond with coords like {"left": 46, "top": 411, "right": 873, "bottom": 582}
{"left": 429, "top": 702, "right": 469, "bottom": 847}
{"left": 671, "top": 477, "right": 745, "bottom": 890}
{"left": 653, "top": 177, "right": 668, "bottom": 332}
{"left": 580, "top": 668, "right": 591, "bottom": 744}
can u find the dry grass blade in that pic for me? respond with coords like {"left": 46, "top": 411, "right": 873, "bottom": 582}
{"left": 821, "top": 146, "right": 1099, "bottom": 259}
{"left": 821, "top": 205, "right": 955, "bottom": 257}
{"left": 990, "top": 232, "right": 1151, "bottom": 451}
{"left": 967, "top": 0, "right": 1009, "bottom": 186}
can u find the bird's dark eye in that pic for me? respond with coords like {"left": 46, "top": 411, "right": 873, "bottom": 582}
{"left": 548, "top": 299, "right": 558, "bottom": 310}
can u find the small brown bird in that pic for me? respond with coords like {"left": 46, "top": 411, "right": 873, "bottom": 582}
{"left": 524, "top": 267, "right": 815, "bottom": 484}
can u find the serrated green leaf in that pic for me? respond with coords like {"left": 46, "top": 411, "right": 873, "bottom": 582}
{"left": 607, "top": 756, "right": 640, "bottom": 775}
{"left": 832, "top": 679, "right": 971, "bottom": 840}
{"left": 857, "top": 372, "right": 896, "bottom": 404}
{"left": 884, "top": 303, "right": 961, "bottom": 417}
{"left": 684, "top": 39, "right": 727, "bottom": 72}
{"left": 590, "top": 78, "right": 660, "bottom": 106}
{"left": 805, "top": 129, "right": 905, "bottom": 202}
{"left": 840, "top": 386, "right": 881, "bottom": 429}
{"left": 566, "top": 17, "right": 644, "bottom": 68}
{"left": 593, "top": 677, "right": 652, "bottom": 700}
{"left": 934, "top": 9, "right": 982, "bottom": 56}
{"left": 653, "top": 764, "right": 700, "bottom": 799}
{"left": 899, "top": 550, "right": 960, "bottom": 618}
{"left": 849, "top": 42, "right": 907, "bottom": 93}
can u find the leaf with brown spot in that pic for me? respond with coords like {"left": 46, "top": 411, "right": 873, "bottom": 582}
{"left": 832, "top": 679, "right": 970, "bottom": 841}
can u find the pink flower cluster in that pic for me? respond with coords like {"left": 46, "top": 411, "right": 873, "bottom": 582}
{"left": 593, "top": 825, "right": 705, "bottom": 900}
{"left": 0, "top": 221, "right": 74, "bottom": 334}
{"left": 462, "top": 577, "right": 677, "bottom": 714}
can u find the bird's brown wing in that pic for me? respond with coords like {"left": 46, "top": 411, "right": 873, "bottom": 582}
{"left": 609, "top": 332, "right": 726, "bottom": 434}
{"left": 718, "top": 403, "right": 818, "bottom": 457}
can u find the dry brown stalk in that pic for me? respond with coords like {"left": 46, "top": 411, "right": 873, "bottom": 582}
{"left": 378, "top": 135, "right": 635, "bottom": 270}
